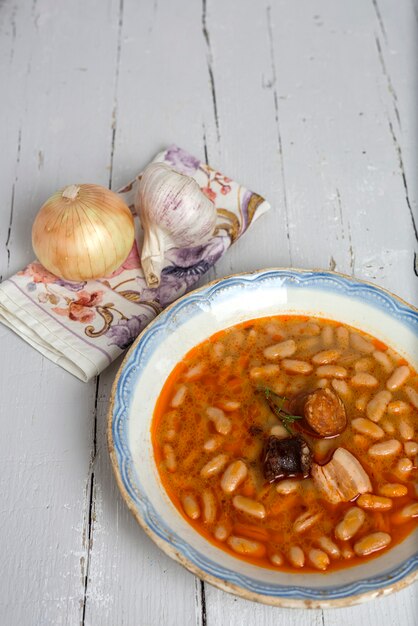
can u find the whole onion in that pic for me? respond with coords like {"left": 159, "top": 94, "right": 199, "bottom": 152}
{"left": 32, "top": 184, "right": 135, "bottom": 281}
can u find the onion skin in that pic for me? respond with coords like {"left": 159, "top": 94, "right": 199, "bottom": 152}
{"left": 32, "top": 184, "right": 135, "bottom": 281}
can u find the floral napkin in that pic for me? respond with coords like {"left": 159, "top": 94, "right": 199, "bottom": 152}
{"left": 0, "top": 146, "right": 270, "bottom": 381}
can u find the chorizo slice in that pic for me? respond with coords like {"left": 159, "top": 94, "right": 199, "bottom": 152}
{"left": 302, "top": 388, "right": 347, "bottom": 436}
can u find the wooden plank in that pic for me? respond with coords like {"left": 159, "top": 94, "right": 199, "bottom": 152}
{"left": 201, "top": 0, "right": 323, "bottom": 621}
{"left": 323, "top": 586, "right": 417, "bottom": 626}
{"left": 0, "top": 0, "right": 416, "bottom": 624}
{"left": 83, "top": 1, "right": 208, "bottom": 623}
{"left": 83, "top": 366, "right": 200, "bottom": 626}
{"left": 0, "top": 0, "right": 120, "bottom": 623}
{"left": 202, "top": 0, "right": 417, "bottom": 623}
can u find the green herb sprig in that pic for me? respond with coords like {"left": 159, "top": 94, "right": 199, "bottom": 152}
{"left": 262, "top": 387, "right": 303, "bottom": 435}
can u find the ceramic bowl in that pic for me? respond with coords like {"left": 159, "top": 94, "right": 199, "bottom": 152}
{"left": 108, "top": 269, "right": 418, "bottom": 608}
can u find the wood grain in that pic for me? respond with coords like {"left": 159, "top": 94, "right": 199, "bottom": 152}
{"left": 0, "top": 0, "right": 416, "bottom": 624}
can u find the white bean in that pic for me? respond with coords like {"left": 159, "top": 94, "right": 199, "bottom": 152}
{"left": 206, "top": 407, "right": 232, "bottom": 435}
{"left": 350, "top": 333, "right": 374, "bottom": 354}
{"left": 335, "top": 507, "right": 365, "bottom": 541}
{"left": 182, "top": 494, "right": 200, "bottom": 520}
{"left": 297, "top": 336, "right": 321, "bottom": 353}
{"left": 316, "top": 378, "right": 329, "bottom": 389}
{"left": 321, "top": 326, "right": 334, "bottom": 347}
{"left": 164, "top": 429, "right": 176, "bottom": 442}
{"left": 356, "top": 494, "right": 393, "bottom": 511}
{"left": 218, "top": 400, "right": 241, "bottom": 412}
{"left": 368, "top": 439, "right": 402, "bottom": 457}
{"left": 276, "top": 479, "right": 300, "bottom": 495}
{"left": 355, "top": 392, "right": 370, "bottom": 412}
{"left": 351, "top": 418, "right": 384, "bottom": 439}
{"left": 202, "top": 490, "right": 217, "bottom": 524}
{"left": 232, "top": 495, "right": 266, "bottom": 519}
{"left": 171, "top": 385, "right": 187, "bottom": 408}
{"left": 163, "top": 444, "right": 177, "bottom": 472}
{"left": 163, "top": 412, "right": 178, "bottom": 442}
{"left": 227, "top": 536, "right": 265, "bottom": 556}
{"left": 331, "top": 379, "right": 351, "bottom": 398}
{"left": 203, "top": 436, "right": 222, "bottom": 452}
{"left": 381, "top": 419, "right": 395, "bottom": 434}
{"left": 250, "top": 364, "right": 280, "bottom": 379}
{"left": 405, "top": 386, "right": 418, "bottom": 409}
{"left": 184, "top": 363, "right": 204, "bottom": 380}
{"left": 281, "top": 359, "right": 313, "bottom": 375}
{"left": 351, "top": 373, "right": 379, "bottom": 387}
{"left": 354, "top": 357, "right": 374, "bottom": 372}
{"left": 263, "top": 339, "right": 296, "bottom": 360}
{"left": 292, "top": 322, "right": 321, "bottom": 336}
{"left": 312, "top": 349, "right": 340, "bottom": 365}
{"left": 388, "top": 400, "right": 411, "bottom": 415}
{"left": 379, "top": 483, "right": 408, "bottom": 498}
{"left": 394, "top": 457, "right": 413, "bottom": 477}
{"left": 308, "top": 548, "right": 330, "bottom": 571}
{"left": 336, "top": 326, "right": 349, "bottom": 349}
{"left": 231, "top": 330, "right": 246, "bottom": 347}
{"left": 293, "top": 511, "right": 322, "bottom": 534}
{"left": 200, "top": 454, "right": 228, "bottom": 478}
{"left": 312, "top": 438, "right": 335, "bottom": 462}
{"left": 404, "top": 441, "right": 418, "bottom": 456}
{"left": 288, "top": 546, "right": 305, "bottom": 568}
{"left": 399, "top": 418, "right": 414, "bottom": 441}
{"left": 399, "top": 503, "right": 418, "bottom": 519}
{"left": 270, "top": 553, "right": 284, "bottom": 566}
{"left": 366, "top": 390, "right": 392, "bottom": 422}
{"left": 270, "top": 424, "right": 289, "bottom": 439}
{"left": 206, "top": 406, "right": 226, "bottom": 421}
{"left": 318, "top": 536, "right": 341, "bottom": 559}
{"left": 339, "top": 351, "right": 361, "bottom": 366}
{"left": 354, "top": 532, "right": 391, "bottom": 556}
{"left": 316, "top": 365, "right": 347, "bottom": 379}
{"left": 373, "top": 350, "right": 394, "bottom": 373}
{"left": 220, "top": 460, "right": 248, "bottom": 493}
{"left": 386, "top": 366, "right": 410, "bottom": 391}
{"left": 342, "top": 545, "right": 355, "bottom": 560}
{"left": 265, "top": 322, "right": 285, "bottom": 339}
{"left": 214, "top": 524, "right": 229, "bottom": 541}
{"left": 211, "top": 342, "right": 225, "bottom": 360}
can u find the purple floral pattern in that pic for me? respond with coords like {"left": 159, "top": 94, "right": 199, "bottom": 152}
{"left": 2, "top": 145, "right": 269, "bottom": 379}
{"left": 165, "top": 145, "right": 200, "bottom": 176}
{"left": 106, "top": 313, "right": 151, "bottom": 349}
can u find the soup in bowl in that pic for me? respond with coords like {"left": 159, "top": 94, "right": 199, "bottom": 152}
{"left": 108, "top": 269, "right": 418, "bottom": 607}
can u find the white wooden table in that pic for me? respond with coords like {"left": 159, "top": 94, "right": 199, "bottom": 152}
{"left": 1, "top": 1, "right": 417, "bottom": 624}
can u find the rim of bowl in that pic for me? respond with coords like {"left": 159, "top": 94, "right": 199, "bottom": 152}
{"left": 107, "top": 267, "right": 418, "bottom": 609}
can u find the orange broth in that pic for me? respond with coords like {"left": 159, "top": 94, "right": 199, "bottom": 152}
{"left": 151, "top": 316, "right": 418, "bottom": 572}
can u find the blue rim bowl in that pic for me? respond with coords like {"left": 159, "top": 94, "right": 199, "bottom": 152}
{"left": 108, "top": 268, "right": 418, "bottom": 608}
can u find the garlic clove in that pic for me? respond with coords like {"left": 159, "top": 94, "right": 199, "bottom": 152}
{"left": 141, "top": 224, "right": 167, "bottom": 287}
{"left": 136, "top": 162, "right": 217, "bottom": 288}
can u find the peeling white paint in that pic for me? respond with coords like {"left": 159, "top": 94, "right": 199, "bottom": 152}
{"left": 0, "top": 0, "right": 416, "bottom": 625}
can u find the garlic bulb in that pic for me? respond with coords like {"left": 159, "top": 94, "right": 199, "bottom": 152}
{"left": 136, "top": 162, "right": 217, "bottom": 287}
{"left": 32, "top": 184, "right": 135, "bottom": 281}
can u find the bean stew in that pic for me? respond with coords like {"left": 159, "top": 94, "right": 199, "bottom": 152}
{"left": 152, "top": 316, "right": 418, "bottom": 572}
